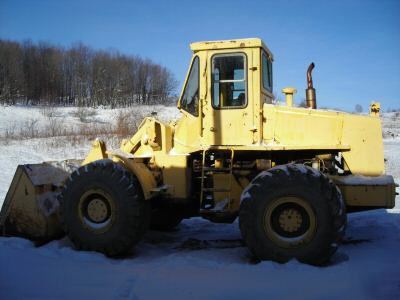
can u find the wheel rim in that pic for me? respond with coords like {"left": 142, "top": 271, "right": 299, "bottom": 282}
{"left": 78, "top": 189, "right": 116, "bottom": 234}
{"left": 263, "top": 196, "right": 317, "bottom": 248}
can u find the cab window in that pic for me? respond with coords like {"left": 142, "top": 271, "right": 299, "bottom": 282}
{"left": 212, "top": 54, "right": 246, "bottom": 108}
{"left": 262, "top": 52, "right": 273, "bottom": 92}
{"left": 180, "top": 56, "right": 199, "bottom": 116}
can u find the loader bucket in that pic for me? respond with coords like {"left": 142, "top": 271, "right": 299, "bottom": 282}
{"left": 0, "top": 160, "right": 81, "bottom": 242}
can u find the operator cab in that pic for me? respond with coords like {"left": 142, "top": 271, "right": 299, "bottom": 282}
{"left": 176, "top": 38, "right": 274, "bottom": 148}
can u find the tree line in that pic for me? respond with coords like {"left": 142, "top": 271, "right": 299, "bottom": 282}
{"left": 0, "top": 39, "right": 177, "bottom": 107}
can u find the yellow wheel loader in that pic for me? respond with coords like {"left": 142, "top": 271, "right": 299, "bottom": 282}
{"left": 0, "top": 38, "right": 397, "bottom": 265}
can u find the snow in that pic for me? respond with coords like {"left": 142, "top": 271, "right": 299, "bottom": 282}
{"left": 24, "top": 160, "right": 80, "bottom": 186}
{"left": 37, "top": 191, "right": 60, "bottom": 216}
{"left": 0, "top": 104, "right": 180, "bottom": 134}
{"left": 0, "top": 106, "right": 399, "bottom": 299}
{"left": 240, "top": 191, "right": 251, "bottom": 203}
{"left": 1, "top": 211, "right": 400, "bottom": 299}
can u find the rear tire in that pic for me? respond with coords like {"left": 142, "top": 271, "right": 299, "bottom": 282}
{"left": 239, "top": 164, "right": 346, "bottom": 265}
{"left": 59, "top": 159, "right": 150, "bottom": 257}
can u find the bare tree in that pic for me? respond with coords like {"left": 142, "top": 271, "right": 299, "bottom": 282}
{"left": 0, "top": 39, "right": 178, "bottom": 107}
{"left": 0, "top": 40, "right": 25, "bottom": 104}
{"left": 298, "top": 99, "right": 307, "bottom": 108}
{"left": 355, "top": 104, "right": 363, "bottom": 113}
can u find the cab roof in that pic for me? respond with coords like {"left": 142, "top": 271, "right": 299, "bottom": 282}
{"left": 190, "top": 38, "right": 273, "bottom": 59}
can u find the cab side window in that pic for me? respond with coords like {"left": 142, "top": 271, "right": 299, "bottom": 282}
{"left": 262, "top": 52, "right": 272, "bottom": 92}
{"left": 212, "top": 54, "right": 246, "bottom": 108}
{"left": 180, "top": 56, "right": 199, "bottom": 116}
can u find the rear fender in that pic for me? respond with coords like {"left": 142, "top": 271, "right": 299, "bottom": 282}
{"left": 330, "top": 175, "right": 397, "bottom": 209}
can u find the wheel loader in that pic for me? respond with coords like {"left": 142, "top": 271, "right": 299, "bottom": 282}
{"left": 0, "top": 38, "right": 397, "bottom": 265}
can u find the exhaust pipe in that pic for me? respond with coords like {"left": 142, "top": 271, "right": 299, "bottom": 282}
{"left": 306, "top": 62, "right": 317, "bottom": 109}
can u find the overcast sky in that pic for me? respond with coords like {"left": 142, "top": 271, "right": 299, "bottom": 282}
{"left": 1, "top": 0, "right": 399, "bottom": 111}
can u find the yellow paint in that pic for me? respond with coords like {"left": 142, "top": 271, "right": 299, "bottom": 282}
{"left": 82, "top": 139, "right": 108, "bottom": 165}
{"left": 79, "top": 38, "right": 390, "bottom": 209}
{"left": 282, "top": 87, "right": 297, "bottom": 107}
{"left": 262, "top": 104, "right": 384, "bottom": 175}
{"left": 0, "top": 166, "right": 60, "bottom": 238}
{"left": 370, "top": 102, "right": 380, "bottom": 116}
{"left": 331, "top": 176, "right": 396, "bottom": 208}
{"left": 212, "top": 173, "right": 243, "bottom": 212}
{"left": 152, "top": 153, "right": 190, "bottom": 199}
{"left": 121, "top": 117, "right": 173, "bottom": 156}
{"left": 190, "top": 38, "right": 274, "bottom": 59}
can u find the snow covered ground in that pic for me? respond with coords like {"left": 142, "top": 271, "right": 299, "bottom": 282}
{"left": 0, "top": 106, "right": 399, "bottom": 300}
{"left": 0, "top": 104, "right": 180, "bottom": 135}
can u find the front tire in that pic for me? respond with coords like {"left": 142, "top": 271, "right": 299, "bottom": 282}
{"left": 239, "top": 164, "right": 346, "bottom": 265}
{"left": 59, "top": 159, "right": 150, "bottom": 257}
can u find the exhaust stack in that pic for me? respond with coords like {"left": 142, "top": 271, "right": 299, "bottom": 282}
{"left": 306, "top": 62, "right": 317, "bottom": 109}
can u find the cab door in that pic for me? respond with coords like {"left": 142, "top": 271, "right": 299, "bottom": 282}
{"left": 203, "top": 50, "right": 255, "bottom": 146}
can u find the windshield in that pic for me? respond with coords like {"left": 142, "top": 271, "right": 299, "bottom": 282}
{"left": 180, "top": 56, "right": 199, "bottom": 116}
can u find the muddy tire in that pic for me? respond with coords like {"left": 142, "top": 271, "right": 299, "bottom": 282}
{"left": 150, "top": 201, "right": 183, "bottom": 231}
{"left": 59, "top": 159, "right": 150, "bottom": 257}
{"left": 239, "top": 164, "right": 346, "bottom": 265}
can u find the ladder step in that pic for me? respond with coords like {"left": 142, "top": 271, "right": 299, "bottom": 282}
{"left": 202, "top": 188, "right": 231, "bottom": 192}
